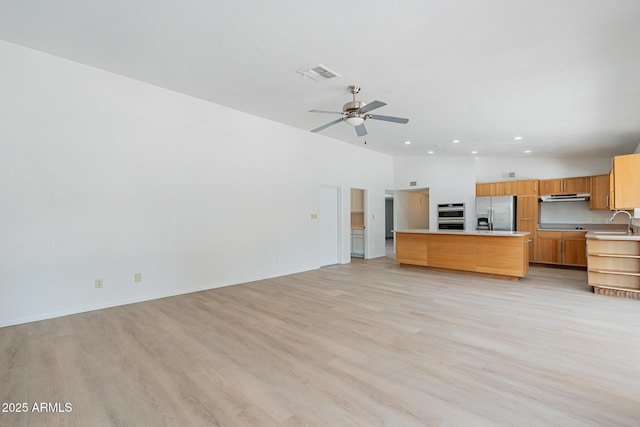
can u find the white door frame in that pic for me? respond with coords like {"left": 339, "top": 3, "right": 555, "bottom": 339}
{"left": 318, "top": 184, "right": 342, "bottom": 266}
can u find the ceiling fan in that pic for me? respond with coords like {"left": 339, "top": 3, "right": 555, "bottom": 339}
{"left": 309, "top": 85, "right": 409, "bottom": 137}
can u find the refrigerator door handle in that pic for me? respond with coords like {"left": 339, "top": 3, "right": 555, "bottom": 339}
{"left": 489, "top": 206, "right": 493, "bottom": 230}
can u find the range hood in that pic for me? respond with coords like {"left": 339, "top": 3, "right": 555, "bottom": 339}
{"left": 540, "top": 193, "right": 590, "bottom": 202}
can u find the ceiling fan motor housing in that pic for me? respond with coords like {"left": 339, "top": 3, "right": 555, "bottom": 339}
{"left": 343, "top": 100, "right": 365, "bottom": 113}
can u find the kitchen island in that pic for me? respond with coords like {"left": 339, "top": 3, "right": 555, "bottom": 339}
{"left": 395, "top": 229, "right": 531, "bottom": 278}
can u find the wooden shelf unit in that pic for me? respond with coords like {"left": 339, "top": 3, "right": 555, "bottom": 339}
{"left": 587, "top": 239, "right": 640, "bottom": 297}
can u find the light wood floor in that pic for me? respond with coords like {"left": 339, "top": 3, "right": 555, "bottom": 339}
{"left": 2, "top": 258, "right": 640, "bottom": 426}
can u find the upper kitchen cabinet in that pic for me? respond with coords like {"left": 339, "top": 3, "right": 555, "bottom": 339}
{"left": 476, "top": 181, "right": 517, "bottom": 196}
{"left": 475, "top": 182, "right": 495, "bottom": 197}
{"left": 590, "top": 174, "right": 610, "bottom": 210}
{"left": 538, "top": 176, "right": 590, "bottom": 195}
{"left": 516, "top": 179, "right": 539, "bottom": 196}
{"left": 495, "top": 181, "right": 517, "bottom": 196}
{"left": 609, "top": 153, "right": 640, "bottom": 210}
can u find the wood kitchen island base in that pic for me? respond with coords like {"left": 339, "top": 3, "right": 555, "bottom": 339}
{"left": 395, "top": 229, "right": 530, "bottom": 278}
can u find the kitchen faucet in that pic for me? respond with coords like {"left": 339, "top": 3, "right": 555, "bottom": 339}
{"left": 606, "top": 210, "right": 634, "bottom": 233}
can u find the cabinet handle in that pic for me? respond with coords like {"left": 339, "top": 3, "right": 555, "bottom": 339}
{"left": 534, "top": 181, "right": 537, "bottom": 192}
{"left": 605, "top": 195, "right": 609, "bottom": 207}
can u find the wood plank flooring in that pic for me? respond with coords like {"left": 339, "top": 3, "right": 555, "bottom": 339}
{"left": 2, "top": 257, "right": 640, "bottom": 426}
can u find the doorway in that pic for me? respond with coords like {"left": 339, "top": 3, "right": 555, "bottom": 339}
{"left": 350, "top": 188, "right": 365, "bottom": 259}
{"left": 319, "top": 185, "right": 341, "bottom": 266}
{"left": 385, "top": 190, "right": 394, "bottom": 257}
{"left": 395, "top": 188, "right": 430, "bottom": 230}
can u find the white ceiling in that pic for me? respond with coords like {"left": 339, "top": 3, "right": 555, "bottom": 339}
{"left": 2, "top": 0, "right": 640, "bottom": 158}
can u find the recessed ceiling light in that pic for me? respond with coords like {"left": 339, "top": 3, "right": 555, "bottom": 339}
{"left": 451, "top": 139, "right": 460, "bottom": 144}
{"left": 524, "top": 150, "right": 532, "bottom": 153}
{"left": 404, "top": 141, "right": 412, "bottom": 145}
{"left": 471, "top": 150, "right": 478, "bottom": 154}
{"left": 513, "top": 136, "right": 524, "bottom": 141}
{"left": 427, "top": 150, "right": 434, "bottom": 154}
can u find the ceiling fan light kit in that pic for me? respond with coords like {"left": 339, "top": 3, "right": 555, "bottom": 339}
{"left": 310, "top": 85, "right": 409, "bottom": 136}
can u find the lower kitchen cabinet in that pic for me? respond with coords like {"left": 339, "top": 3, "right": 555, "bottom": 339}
{"left": 395, "top": 232, "right": 427, "bottom": 266}
{"left": 588, "top": 238, "right": 640, "bottom": 298}
{"left": 350, "top": 229, "right": 365, "bottom": 258}
{"left": 537, "top": 231, "right": 587, "bottom": 267}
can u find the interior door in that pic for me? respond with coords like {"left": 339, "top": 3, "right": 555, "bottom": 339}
{"left": 319, "top": 185, "right": 340, "bottom": 266}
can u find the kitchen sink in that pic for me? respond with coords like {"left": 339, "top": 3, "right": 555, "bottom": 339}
{"left": 592, "top": 231, "right": 631, "bottom": 235}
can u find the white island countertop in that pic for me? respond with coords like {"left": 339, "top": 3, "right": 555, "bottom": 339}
{"left": 394, "top": 229, "right": 530, "bottom": 237}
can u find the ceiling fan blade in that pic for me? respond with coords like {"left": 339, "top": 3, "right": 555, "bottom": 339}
{"left": 368, "top": 114, "right": 409, "bottom": 124}
{"left": 310, "top": 117, "right": 344, "bottom": 133}
{"left": 309, "top": 109, "right": 343, "bottom": 115}
{"left": 355, "top": 123, "right": 368, "bottom": 137}
{"left": 359, "top": 100, "right": 387, "bottom": 113}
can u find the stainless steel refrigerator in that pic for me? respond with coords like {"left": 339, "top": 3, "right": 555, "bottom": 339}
{"left": 475, "top": 196, "right": 517, "bottom": 231}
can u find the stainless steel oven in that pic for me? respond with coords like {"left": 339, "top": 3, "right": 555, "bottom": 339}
{"left": 437, "top": 203, "right": 465, "bottom": 230}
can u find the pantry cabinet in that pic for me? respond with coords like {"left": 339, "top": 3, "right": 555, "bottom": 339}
{"left": 589, "top": 174, "right": 610, "bottom": 210}
{"left": 609, "top": 153, "right": 640, "bottom": 210}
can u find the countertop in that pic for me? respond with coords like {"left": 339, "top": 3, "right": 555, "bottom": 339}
{"left": 538, "top": 223, "right": 628, "bottom": 232}
{"left": 585, "top": 230, "right": 639, "bottom": 241}
{"left": 394, "top": 229, "right": 530, "bottom": 237}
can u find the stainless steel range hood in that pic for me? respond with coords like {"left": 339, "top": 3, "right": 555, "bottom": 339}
{"left": 539, "top": 193, "right": 590, "bottom": 202}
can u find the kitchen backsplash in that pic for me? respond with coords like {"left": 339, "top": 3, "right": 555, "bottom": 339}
{"left": 539, "top": 201, "right": 633, "bottom": 224}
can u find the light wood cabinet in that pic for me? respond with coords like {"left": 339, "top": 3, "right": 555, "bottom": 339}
{"left": 476, "top": 179, "right": 540, "bottom": 196}
{"left": 395, "top": 232, "right": 530, "bottom": 278}
{"left": 537, "top": 230, "right": 587, "bottom": 267}
{"left": 476, "top": 235, "right": 529, "bottom": 277}
{"left": 589, "top": 174, "right": 610, "bottom": 210}
{"left": 562, "top": 232, "right": 588, "bottom": 267}
{"left": 395, "top": 233, "right": 428, "bottom": 266}
{"left": 517, "top": 195, "right": 538, "bottom": 262}
{"left": 610, "top": 153, "right": 640, "bottom": 210}
{"left": 537, "top": 231, "right": 563, "bottom": 264}
{"left": 495, "top": 181, "right": 518, "bottom": 196}
{"left": 588, "top": 238, "right": 640, "bottom": 298}
{"left": 476, "top": 181, "right": 517, "bottom": 196}
{"left": 475, "top": 182, "right": 495, "bottom": 197}
{"left": 517, "top": 179, "right": 539, "bottom": 196}
{"left": 539, "top": 176, "right": 590, "bottom": 195}
{"left": 427, "top": 234, "right": 476, "bottom": 271}
{"left": 564, "top": 176, "right": 590, "bottom": 194}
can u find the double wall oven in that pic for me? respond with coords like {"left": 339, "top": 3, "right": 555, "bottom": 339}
{"left": 437, "top": 203, "right": 465, "bottom": 230}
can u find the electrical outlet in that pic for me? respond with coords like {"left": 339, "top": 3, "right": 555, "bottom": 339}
{"left": 134, "top": 273, "right": 142, "bottom": 283}
{"left": 95, "top": 278, "right": 103, "bottom": 289}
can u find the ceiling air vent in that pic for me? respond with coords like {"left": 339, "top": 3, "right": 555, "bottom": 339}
{"left": 297, "top": 64, "right": 341, "bottom": 82}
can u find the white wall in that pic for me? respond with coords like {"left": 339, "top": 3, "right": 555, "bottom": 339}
{"left": 394, "top": 156, "right": 476, "bottom": 230}
{"left": 539, "top": 202, "right": 627, "bottom": 224}
{"left": 0, "top": 41, "right": 393, "bottom": 327}
{"left": 474, "top": 156, "right": 612, "bottom": 182}
{"left": 394, "top": 155, "right": 623, "bottom": 228}
{"left": 395, "top": 190, "right": 429, "bottom": 229}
